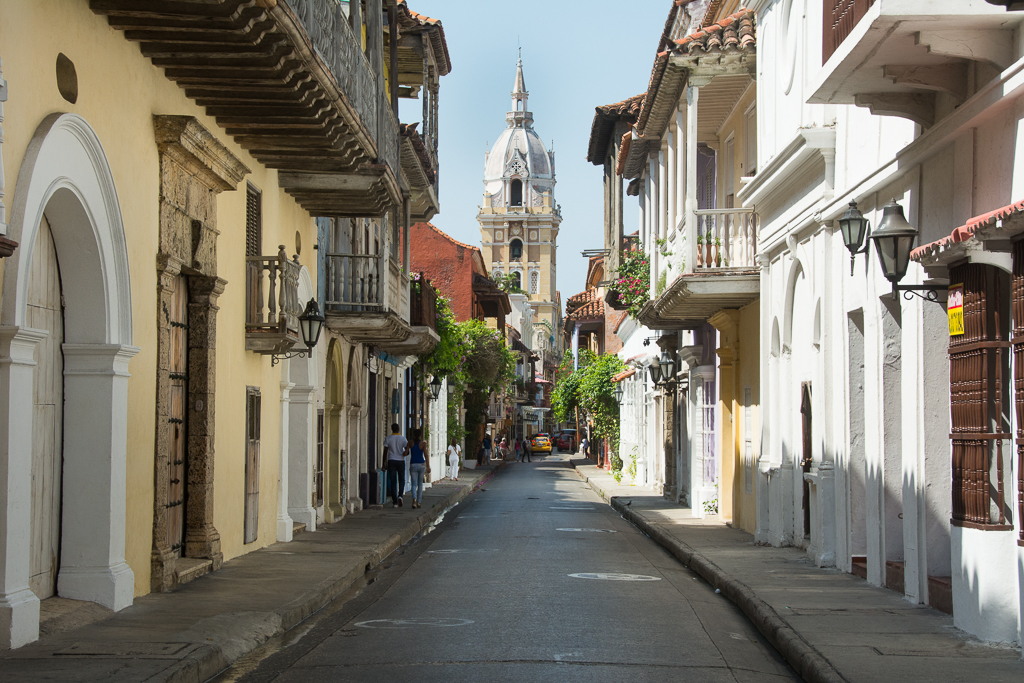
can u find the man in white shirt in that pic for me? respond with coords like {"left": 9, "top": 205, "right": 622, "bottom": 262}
{"left": 383, "top": 423, "right": 409, "bottom": 508}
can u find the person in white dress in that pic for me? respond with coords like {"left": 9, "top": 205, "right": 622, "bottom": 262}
{"left": 447, "top": 438, "right": 461, "bottom": 481}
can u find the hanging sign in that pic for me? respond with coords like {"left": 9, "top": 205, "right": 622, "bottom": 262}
{"left": 948, "top": 284, "right": 964, "bottom": 336}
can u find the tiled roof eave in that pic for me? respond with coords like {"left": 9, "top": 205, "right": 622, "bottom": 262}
{"left": 910, "top": 198, "right": 1024, "bottom": 264}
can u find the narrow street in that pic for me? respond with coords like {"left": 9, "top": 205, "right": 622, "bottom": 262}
{"left": 219, "top": 456, "right": 797, "bottom": 683}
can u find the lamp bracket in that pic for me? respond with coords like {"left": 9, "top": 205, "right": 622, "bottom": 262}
{"left": 893, "top": 283, "right": 948, "bottom": 303}
{"left": 271, "top": 347, "right": 312, "bottom": 366}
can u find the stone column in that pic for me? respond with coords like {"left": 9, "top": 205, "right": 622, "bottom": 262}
{"left": 184, "top": 275, "right": 226, "bottom": 568}
{"left": 277, "top": 377, "right": 296, "bottom": 543}
{"left": 685, "top": 85, "right": 700, "bottom": 273}
{"left": 58, "top": 344, "right": 139, "bottom": 611}
{"left": 666, "top": 130, "right": 676, "bottom": 236}
{"left": 0, "top": 327, "right": 46, "bottom": 648}
{"left": 288, "top": 383, "right": 317, "bottom": 531}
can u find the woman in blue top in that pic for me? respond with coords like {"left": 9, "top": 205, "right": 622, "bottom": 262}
{"left": 409, "top": 429, "right": 430, "bottom": 509}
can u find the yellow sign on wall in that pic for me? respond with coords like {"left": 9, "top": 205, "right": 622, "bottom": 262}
{"left": 948, "top": 284, "right": 964, "bottom": 336}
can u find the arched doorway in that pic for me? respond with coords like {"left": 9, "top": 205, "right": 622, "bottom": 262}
{"left": 0, "top": 114, "right": 136, "bottom": 648}
{"left": 324, "top": 339, "right": 346, "bottom": 522}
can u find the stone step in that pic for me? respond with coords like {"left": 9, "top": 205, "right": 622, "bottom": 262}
{"left": 175, "top": 557, "right": 213, "bottom": 586}
{"left": 292, "top": 522, "right": 307, "bottom": 536}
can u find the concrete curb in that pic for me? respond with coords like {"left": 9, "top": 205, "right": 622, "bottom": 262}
{"left": 160, "top": 467, "right": 500, "bottom": 683}
{"left": 572, "top": 462, "right": 846, "bottom": 683}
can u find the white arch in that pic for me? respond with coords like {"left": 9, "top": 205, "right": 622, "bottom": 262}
{"left": 0, "top": 113, "right": 137, "bottom": 648}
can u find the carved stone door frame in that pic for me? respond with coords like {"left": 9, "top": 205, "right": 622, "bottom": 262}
{"left": 151, "top": 116, "right": 248, "bottom": 591}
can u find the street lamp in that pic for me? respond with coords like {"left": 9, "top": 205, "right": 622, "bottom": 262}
{"left": 429, "top": 375, "right": 443, "bottom": 401}
{"left": 868, "top": 199, "right": 947, "bottom": 301}
{"left": 614, "top": 382, "right": 624, "bottom": 404}
{"left": 272, "top": 298, "right": 325, "bottom": 366}
{"left": 838, "top": 200, "right": 870, "bottom": 275}
{"left": 647, "top": 358, "right": 663, "bottom": 385}
{"left": 659, "top": 350, "right": 676, "bottom": 385}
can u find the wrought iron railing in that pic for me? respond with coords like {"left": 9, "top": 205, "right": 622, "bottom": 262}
{"left": 285, "top": 0, "right": 379, "bottom": 157}
{"left": 822, "top": 0, "right": 876, "bottom": 64}
{"left": 324, "top": 253, "right": 382, "bottom": 310}
{"left": 693, "top": 208, "right": 757, "bottom": 269}
{"left": 246, "top": 246, "right": 302, "bottom": 339}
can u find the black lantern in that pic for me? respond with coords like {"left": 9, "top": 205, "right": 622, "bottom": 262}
{"left": 659, "top": 350, "right": 676, "bottom": 385}
{"left": 870, "top": 199, "right": 918, "bottom": 285}
{"left": 429, "top": 375, "right": 443, "bottom": 401}
{"left": 647, "top": 358, "right": 663, "bottom": 385}
{"left": 614, "top": 382, "right": 624, "bottom": 404}
{"left": 838, "top": 200, "right": 870, "bottom": 275}
{"left": 273, "top": 297, "right": 325, "bottom": 366}
{"left": 299, "top": 298, "right": 325, "bottom": 353}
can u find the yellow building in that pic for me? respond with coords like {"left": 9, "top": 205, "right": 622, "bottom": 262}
{"left": 0, "top": 0, "right": 446, "bottom": 649}
{"left": 477, "top": 59, "right": 560, "bottom": 361}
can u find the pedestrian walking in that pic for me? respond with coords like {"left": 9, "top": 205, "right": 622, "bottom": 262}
{"left": 409, "top": 429, "right": 429, "bottom": 509}
{"left": 482, "top": 433, "right": 492, "bottom": 465}
{"left": 447, "top": 438, "right": 461, "bottom": 481}
{"left": 383, "top": 423, "right": 409, "bottom": 508}
{"left": 498, "top": 436, "right": 508, "bottom": 461}
{"left": 581, "top": 435, "right": 590, "bottom": 459}
{"left": 522, "top": 436, "right": 532, "bottom": 462}
{"left": 514, "top": 437, "right": 522, "bottom": 461}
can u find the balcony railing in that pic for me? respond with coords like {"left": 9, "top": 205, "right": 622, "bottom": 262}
{"left": 246, "top": 246, "right": 302, "bottom": 352}
{"left": 693, "top": 208, "right": 758, "bottom": 270}
{"left": 823, "top": 0, "right": 876, "bottom": 64}
{"left": 410, "top": 276, "right": 438, "bottom": 331}
{"left": 288, "top": 0, "right": 377, "bottom": 143}
{"left": 324, "top": 253, "right": 382, "bottom": 310}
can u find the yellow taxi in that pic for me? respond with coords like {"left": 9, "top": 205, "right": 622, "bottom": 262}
{"left": 530, "top": 433, "right": 552, "bottom": 453}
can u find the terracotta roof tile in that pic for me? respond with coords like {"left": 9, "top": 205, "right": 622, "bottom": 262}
{"left": 612, "top": 367, "right": 636, "bottom": 383}
{"left": 910, "top": 199, "right": 1024, "bottom": 261}
{"left": 587, "top": 94, "right": 645, "bottom": 165}
{"left": 397, "top": 1, "right": 451, "bottom": 75}
{"left": 565, "top": 289, "right": 605, "bottom": 321}
{"left": 636, "top": 8, "right": 756, "bottom": 135}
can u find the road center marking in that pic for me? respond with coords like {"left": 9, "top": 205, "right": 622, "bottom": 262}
{"left": 427, "top": 549, "right": 498, "bottom": 554}
{"left": 354, "top": 618, "right": 474, "bottom": 629}
{"left": 556, "top": 528, "right": 616, "bottom": 533}
{"left": 568, "top": 573, "right": 661, "bottom": 582}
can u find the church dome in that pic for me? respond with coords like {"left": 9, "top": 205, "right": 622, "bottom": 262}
{"left": 482, "top": 58, "right": 555, "bottom": 197}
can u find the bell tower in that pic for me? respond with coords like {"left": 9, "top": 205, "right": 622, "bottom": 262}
{"left": 478, "top": 57, "right": 561, "bottom": 356}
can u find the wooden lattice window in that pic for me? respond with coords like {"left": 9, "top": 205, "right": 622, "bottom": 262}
{"left": 314, "top": 409, "right": 324, "bottom": 508}
{"left": 1013, "top": 241, "right": 1024, "bottom": 541}
{"left": 949, "top": 263, "right": 1013, "bottom": 529}
{"left": 244, "top": 387, "right": 261, "bottom": 544}
{"left": 246, "top": 184, "right": 261, "bottom": 258}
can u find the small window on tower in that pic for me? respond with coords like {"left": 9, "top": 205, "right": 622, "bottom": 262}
{"left": 510, "top": 179, "right": 523, "bottom": 206}
{"left": 510, "top": 272, "right": 522, "bottom": 290}
{"left": 530, "top": 271, "right": 539, "bottom": 294}
{"left": 510, "top": 239, "right": 523, "bottom": 261}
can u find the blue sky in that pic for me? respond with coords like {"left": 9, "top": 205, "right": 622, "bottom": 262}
{"left": 399, "top": 0, "right": 669, "bottom": 300}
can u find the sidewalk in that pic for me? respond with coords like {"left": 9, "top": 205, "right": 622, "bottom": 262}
{"left": 572, "top": 458, "right": 1024, "bottom": 683}
{"left": 0, "top": 465, "right": 500, "bottom": 682}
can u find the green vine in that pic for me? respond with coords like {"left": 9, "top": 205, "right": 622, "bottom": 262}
{"left": 551, "top": 350, "right": 626, "bottom": 454}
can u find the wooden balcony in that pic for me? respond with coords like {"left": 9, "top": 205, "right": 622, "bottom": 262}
{"left": 378, "top": 275, "right": 439, "bottom": 356}
{"left": 246, "top": 246, "right": 302, "bottom": 353}
{"left": 91, "top": 0, "right": 401, "bottom": 215}
{"left": 810, "top": 0, "right": 1023, "bottom": 127}
{"left": 323, "top": 252, "right": 412, "bottom": 346}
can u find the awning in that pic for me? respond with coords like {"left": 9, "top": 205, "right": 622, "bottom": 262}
{"left": 911, "top": 199, "right": 1024, "bottom": 263}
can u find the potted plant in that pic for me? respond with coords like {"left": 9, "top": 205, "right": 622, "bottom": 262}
{"left": 696, "top": 233, "right": 704, "bottom": 267}
{"left": 714, "top": 236, "right": 722, "bottom": 267}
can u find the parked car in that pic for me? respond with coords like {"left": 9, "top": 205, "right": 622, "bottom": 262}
{"left": 555, "top": 429, "right": 577, "bottom": 452}
{"left": 530, "top": 433, "right": 552, "bottom": 453}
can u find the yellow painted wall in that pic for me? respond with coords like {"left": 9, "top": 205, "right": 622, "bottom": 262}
{"left": 0, "top": 1, "right": 318, "bottom": 596}
{"left": 734, "top": 300, "right": 760, "bottom": 533}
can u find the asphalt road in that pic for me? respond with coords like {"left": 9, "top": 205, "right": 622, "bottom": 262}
{"left": 218, "top": 456, "right": 798, "bottom": 683}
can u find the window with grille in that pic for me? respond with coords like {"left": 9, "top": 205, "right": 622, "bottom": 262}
{"left": 246, "top": 184, "right": 261, "bottom": 258}
{"left": 314, "top": 409, "right": 324, "bottom": 508}
{"left": 244, "top": 387, "right": 261, "bottom": 543}
{"left": 530, "top": 271, "right": 539, "bottom": 294}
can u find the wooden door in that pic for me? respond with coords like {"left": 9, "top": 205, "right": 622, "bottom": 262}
{"left": 800, "top": 382, "right": 813, "bottom": 538}
{"left": 166, "top": 275, "right": 188, "bottom": 556}
{"left": 28, "top": 218, "right": 63, "bottom": 599}
{"left": 245, "top": 387, "right": 261, "bottom": 544}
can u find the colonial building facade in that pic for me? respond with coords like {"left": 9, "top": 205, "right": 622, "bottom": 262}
{"left": 0, "top": 0, "right": 448, "bottom": 649}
